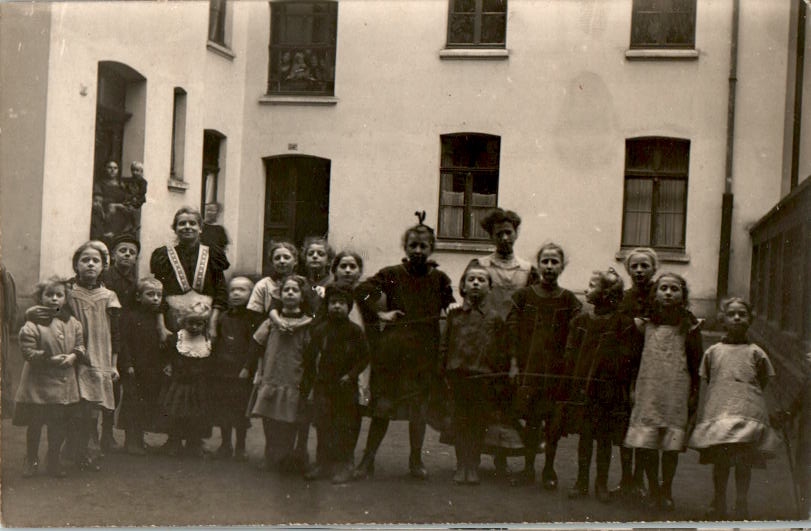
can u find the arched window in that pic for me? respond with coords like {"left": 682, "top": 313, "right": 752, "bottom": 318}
{"left": 438, "top": 133, "right": 500, "bottom": 241}
{"left": 621, "top": 137, "right": 690, "bottom": 250}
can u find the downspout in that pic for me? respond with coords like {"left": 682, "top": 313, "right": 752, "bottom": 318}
{"left": 717, "top": 0, "right": 740, "bottom": 303}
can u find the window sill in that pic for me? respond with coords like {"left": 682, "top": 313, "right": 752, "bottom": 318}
{"left": 258, "top": 95, "right": 338, "bottom": 106}
{"left": 625, "top": 48, "right": 699, "bottom": 60}
{"left": 435, "top": 240, "right": 495, "bottom": 253}
{"left": 207, "top": 40, "right": 235, "bottom": 60}
{"left": 167, "top": 178, "right": 189, "bottom": 192}
{"left": 439, "top": 48, "right": 509, "bottom": 60}
{"left": 615, "top": 249, "right": 690, "bottom": 264}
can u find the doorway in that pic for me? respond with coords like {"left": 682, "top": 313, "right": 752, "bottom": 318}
{"left": 262, "top": 155, "right": 330, "bottom": 275}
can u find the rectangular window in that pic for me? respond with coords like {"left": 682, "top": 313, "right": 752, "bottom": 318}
{"left": 170, "top": 88, "right": 187, "bottom": 182}
{"left": 268, "top": 1, "right": 337, "bottom": 96}
{"left": 621, "top": 137, "right": 689, "bottom": 251}
{"left": 209, "top": 0, "right": 227, "bottom": 46}
{"left": 630, "top": 0, "right": 696, "bottom": 49}
{"left": 202, "top": 130, "right": 225, "bottom": 211}
{"left": 438, "top": 134, "right": 500, "bottom": 241}
{"left": 447, "top": 0, "right": 507, "bottom": 48}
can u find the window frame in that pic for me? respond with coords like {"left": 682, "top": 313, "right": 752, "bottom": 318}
{"left": 267, "top": 0, "right": 338, "bottom": 97}
{"left": 208, "top": 0, "right": 228, "bottom": 47}
{"left": 445, "top": 0, "right": 507, "bottom": 49}
{"left": 437, "top": 133, "right": 501, "bottom": 242}
{"left": 629, "top": 0, "right": 697, "bottom": 50}
{"left": 620, "top": 137, "right": 690, "bottom": 252}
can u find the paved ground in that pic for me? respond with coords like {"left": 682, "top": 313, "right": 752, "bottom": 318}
{"left": 0, "top": 416, "right": 802, "bottom": 527}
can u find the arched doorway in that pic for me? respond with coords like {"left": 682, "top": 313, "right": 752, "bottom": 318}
{"left": 262, "top": 155, "right": 330, "bottom": 275}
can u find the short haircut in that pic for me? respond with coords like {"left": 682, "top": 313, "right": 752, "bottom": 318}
{"left": 137, "top": 276, "right": 163, "bottom": 294}
{"left": 301, "top": 236, "right": 335, "bottom": 265}
{"left": 536, "top": 242, "right": 566, "bottom": 268}
{"left": 171, "top": 206, "right": 203, "bottom": 231}
{"left": 72, "top": 240, "right": 110, "bottom": 273}
{"left": 267, "top": 241, "right": 299, "bottom": 266}
{"left": 589, "top": 268, "right": 625, "bottom": 308}
{"left": 34, "top": 276, "right": 70, "bottom": 303}
{"left": 130, "top": 161, "right": 143, "bottom": 171}
{"left": 480, "top": 208, "right": 521, "bottom": 235}
{"left": 623, "top": 247, "right": 659, "bottom": 275}
{"left": 458, "top": 258, "right": 492, "bottom": 298}
{"left": 330, "top": 250, "right": 364, "bottom": 275}
{"left": 324, "top": 284, "right": 354, "bottom": 311}
{"left": 229, "top": 275, "right": 255, "bottom": 290}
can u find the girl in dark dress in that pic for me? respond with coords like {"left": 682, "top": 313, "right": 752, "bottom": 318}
{"left": 160, "top": 302, "right": 214, "bottom": 457}
{"left": 507, "top": 242, "right": 582, "bottom": 489}
{"left": 354, "top": 213, "right": 455, "bottom": 480}
{"left": 564, "top": 268, "right": 640, "bottom": 502}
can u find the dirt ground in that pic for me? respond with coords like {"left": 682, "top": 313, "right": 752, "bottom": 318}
{"left": 0, "top": 416, "right": 802, "bottom": 527}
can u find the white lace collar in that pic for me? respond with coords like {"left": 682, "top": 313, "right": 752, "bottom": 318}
{"left": 176, "top": 330, "right": 212, "bottom": 358}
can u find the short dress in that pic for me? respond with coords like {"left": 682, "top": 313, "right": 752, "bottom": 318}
{"left": 624, "top": 318, "right": 701, "bottom": 451}
{"left": 159, "top": 331, "right": 213, "bottom": 439}
{"left": 69, "top": 284, "right": 121, "bottom": 411}
{"left": 249, "top": 316, "right": 311, "bottom": 423}
{"left": 688, "top": 341, "right": 779, "bottom": 467}
{"left": 13, "top": 315, "right": 83, "bottom": 425}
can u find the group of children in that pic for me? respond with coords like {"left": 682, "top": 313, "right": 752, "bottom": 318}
{"left": 12, "top": 209, "right": 781, "bottom": 520}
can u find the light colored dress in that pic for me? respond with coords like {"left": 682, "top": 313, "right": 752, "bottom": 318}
{"left": 688, "top": 342, "right": 779, "bottom": 459}
{"left": 69, "top": 284, "right": 120, "bottom": 410}
{"left": 246, "top": 277, "right": 281, "bottom": 315}
{"left": 625, "top": 322, "right": 694, "bottom": 451}
{"left": 249, "top": 315, "right": 311, "bottom": 423}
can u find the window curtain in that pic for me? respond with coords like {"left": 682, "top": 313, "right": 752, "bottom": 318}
{"left": 471, "top": 191, "right": 497, "bottom": 239}
{"left": 622, "top": 179, "right": 652, "bottom": 246}
{"left": 439, "top": 173, "right": 464, "bottom": 238}
{"left": 653, "top": 179, "right": 685, "bottom": 247}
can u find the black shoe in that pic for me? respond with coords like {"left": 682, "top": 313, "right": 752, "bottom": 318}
{"left": 733, "top": 502, "right": 749, "bottom": 520}
{"left": 214, "top": 444, "right": 233, "bottom": 460}
{"left": 660, "top": 495, "right": 675, "bottom": 512}
{"left": 76, "top": 456, "right": 101, "bottom": 472}
{"left": 465, "top": 466, "right": 480, "bottom": 485}
{"left": 510, "top": 468, "right": 536, "bottom": 487}
{"left": 331, "top": 464, "right": 354, "bottom": 484}
{"left": 596, "top": 483, "right": 611, "bottom": 503}
{"left": 541, "top": 468, "right": 558, "bottom": 490}
{"left": 409, "top": 459, "right": 428, "bottom": 480}
{"left": 22, "top": 458, "right": 39, "bottom": 478}
{"left": 304, "top": 464, "right": 327, "bottom": 480}
{"left": 453, "top": 467, "right": 466, "bottom": 484}
{"left": 609, "top": 481, "right": 632, "bottom": 499}
{"left": 353, "top": 455, "right": 375, "bottom": 480}
{"left": 568, "top": 482, "right": 588, "bottom": 499}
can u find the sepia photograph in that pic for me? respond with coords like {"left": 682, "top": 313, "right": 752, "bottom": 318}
{"left": 0, "top": 0, "right": 809, "bottom": 527}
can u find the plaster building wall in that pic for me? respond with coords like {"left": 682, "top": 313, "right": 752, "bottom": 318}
{"left": 0, "top": 3, "right": 51, "bottom": 301}
{"left": 33, "top": 1, "right": 248, "bottom": 281}
{"left": 236, "top": 0, "right": 788, "bottom": 315}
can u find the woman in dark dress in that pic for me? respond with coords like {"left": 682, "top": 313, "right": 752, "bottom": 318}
{"left": 150, "top": 206, "right": 229, "bottom": 340}
{"left": 353, "top": 213, "right": 455, "bottom": 480}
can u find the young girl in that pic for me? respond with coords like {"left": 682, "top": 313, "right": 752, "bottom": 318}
{"left": 247, "top": 275, "right": 312, "bottom": 472}
{"left": 564, "top": 269, "right": 639, "bottom": 502}
{"left": 301, "top": 237, "right": 334, "bottom": 312}
{"left": 688, "top": 297, "right": 779, "bottom": 520}
{"left": 624, "top": 272, "right": 703, "bottom": 511}
{"left": 160, "top": 302, "right": 214, "bottom": 457}
{"left": 507, "top": 242, "right": 582, "bottom": 489}
{"left": 68, "top": 240, "right": 121, "bottom": 471}
{"left": 301, "top": 285, "right": 369, "bottom": 484}
{"left": 441, "top": 259, "right": 505, "bottom": 485}
{"left": 353, "top": 213, "right": 455, "bottom": 480}
{"left": 614, "top": 247, "right": 659, "bottom": 499}
{"left": 14, "top": 277, "right": 84, "bottom": 477}
{"left": 212, "top": 276, "right": 256, "bottom": 461}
